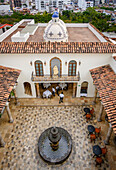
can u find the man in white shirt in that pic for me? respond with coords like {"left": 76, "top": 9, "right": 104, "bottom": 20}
{"left": 59, "top": 92, "right": 64, "bottom": 103}
{"left": 52, "top": 87, "right": 56, "bottom": 96}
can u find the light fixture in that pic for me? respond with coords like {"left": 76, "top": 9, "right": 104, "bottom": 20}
{"left": 30, "top": 61, "right": 32, "bottom": 66}
{"left": 44, "top": 61, "right": 46, "bottom": 65}
{"left": 79, "top": 61, "right": 81, "bottom": 65}
{"left": 65, "top": 61, "right": 67, "bottom": 65}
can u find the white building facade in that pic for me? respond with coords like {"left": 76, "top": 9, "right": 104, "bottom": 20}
{"left": 78, "top": 0, "right": 93, "bottom": 11}
{"left": 0, "top": 19, "right": 115, "bottom": 99}
{"left": 0, "top": 52, "right": 115, "bottom": 99}
{"left": 35, "top": 0, "right": 71, "bottom": 12}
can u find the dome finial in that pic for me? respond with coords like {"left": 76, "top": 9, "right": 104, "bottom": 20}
{"left": 52, "top": 11, "right": 59, "bottom": 18}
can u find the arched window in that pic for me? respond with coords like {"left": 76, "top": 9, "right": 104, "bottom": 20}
{"left": 24, "top": 82, "right": 32, "bottom": 96}
{"left": 68, "top": 60, "right": 77, "bottom": 76}
{"left": 50, "top": 57, "right": 62, "bottom": 77}
{"left": 80, "top": 81, "right": 88, "bottom": 95}
{"left": 35, "top": 60, "right": 43, "bottom": 76}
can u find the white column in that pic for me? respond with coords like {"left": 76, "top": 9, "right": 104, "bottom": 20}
{"left": 72, "top": 83, "right": 76, "bottom": 97}
{"left": 97, "top": 102, "right": 104, "bottom": 122}
{"left": 0, "top": 133, "right": 5, "bottom": 147}
{"left": 5, "top": 102, "right": 13, "bottom": 123}
{"left": 104, "top": 124, "right": 113, "bottom": 145}
{"left": 76, "top": 82, "right": 81, "bottom": 97}
{"left": 31, "top": 83, "right": 36, "bottom": 98}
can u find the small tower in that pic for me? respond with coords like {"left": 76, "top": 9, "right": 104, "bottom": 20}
{"left": 52, "top": 11, "right": 59, "bottom": 22}
{"left": 43, "top": 11, "right": 68, "bottom": 42}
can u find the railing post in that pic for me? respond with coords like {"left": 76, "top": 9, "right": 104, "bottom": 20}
{"left": 78, "top": 71, "right": 80, "bottom": 81}
{"left": 31, "top": 71, "right": 34, "bottom": 81}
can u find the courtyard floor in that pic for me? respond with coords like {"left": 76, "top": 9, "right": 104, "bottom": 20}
{"left": 0, "top": 97, "right": 116, "bottom": 170}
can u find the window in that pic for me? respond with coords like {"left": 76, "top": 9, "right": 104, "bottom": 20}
{"left": 24, "top": 82, "right": 32, "bottom": 96}
{"left": 35, "top": 60, "right": 43, "bottom": 76}
{"left": 41, "top": 1, "right": 44, "bottom": 8}
{"left": 68, "top": 60, "right": 77, "bottom": 76}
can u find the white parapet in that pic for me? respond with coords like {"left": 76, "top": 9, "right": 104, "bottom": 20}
{"left": 0, "top": 19, "right": 34, "bottom": 42}
{"left": 88, "top": 23, "right": 107, "bottom": 42}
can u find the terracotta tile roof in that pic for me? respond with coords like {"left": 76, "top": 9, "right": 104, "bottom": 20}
{"left": 113, "top": 56, "right": 116, "bottom": 61}
{"left": 0, "top": 42, "right": 115, "bottom": 54}
{"left": 90, "top": 65, "right": 116, "bottom": 134}
{"left": 0, "top": 66, "right": 21, "bottom": 113}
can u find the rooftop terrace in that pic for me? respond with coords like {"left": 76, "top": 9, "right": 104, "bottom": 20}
{"left": 2, "top": 20, "right": 107, "bottom": 43}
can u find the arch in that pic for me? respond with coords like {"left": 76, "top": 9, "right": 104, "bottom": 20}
{"left": 80, "top": 81, "right": 88, "bottom": 94}
{"left": 68, "top": 60, "right": 77, "bottom": 76}
{"left": 35, "top": 60, "right": 43, "bottom": 76}
{"left": 50, "top": 57, "right": 62, "bottom": 77}
{"left": 24, "top": 82, "right": 32, "bottom": 96}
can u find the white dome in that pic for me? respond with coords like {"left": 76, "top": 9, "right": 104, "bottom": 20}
{"left": 43, "top": 12, "right": 68, "bottom": 42}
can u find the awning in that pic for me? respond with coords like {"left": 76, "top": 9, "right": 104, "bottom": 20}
{"left": 0, "top": 65, "right": 21, "bottom": 113}
{"left": 90, "top": 64, "right": 116, "bottom": 135}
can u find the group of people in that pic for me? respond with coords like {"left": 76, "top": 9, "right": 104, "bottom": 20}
{"left": 52, "top": 86, "right": 64, "bottom": 104}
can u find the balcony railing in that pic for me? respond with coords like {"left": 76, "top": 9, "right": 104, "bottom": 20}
{"left": 31, "top": 72, "right": 80, "bottom": 82}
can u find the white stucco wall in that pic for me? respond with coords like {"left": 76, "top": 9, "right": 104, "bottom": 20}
{"left": 0, "top": 19, "right": 33, "bottom": 42}
{"left": 11, "top": 32, "right": 30, "bottom": 42}
{"left": 110, "top": 54, "right": 116, "bottom": 73}
{"left": 0, "top": 53, "right": 113, "bottom": 98}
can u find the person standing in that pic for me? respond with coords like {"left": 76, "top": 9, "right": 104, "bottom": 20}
{"left": 52, "top": 87, "right": 56, "bottom": 96}
{"left": 59, "top": 92, "right": 64, "bottom": 104}
{"left": 56, "top": 85, "right": 59, "bottom": 96}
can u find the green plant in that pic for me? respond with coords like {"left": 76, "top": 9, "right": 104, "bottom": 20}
{"left": 10, "top": 90, "right": 15, "bottom": 96}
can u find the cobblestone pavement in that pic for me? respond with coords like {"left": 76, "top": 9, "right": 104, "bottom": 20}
{"left": 0, "top": 105, "right": 110, "bottom": 170}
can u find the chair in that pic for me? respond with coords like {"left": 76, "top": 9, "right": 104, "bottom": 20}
{"left": 95, "top": 157, "right": 103, "bottom": 167}
{"left": 86, "top": 114, "right": 91, "bottom": 122}
{"left": 90, "top": 134, "right": 96, "bottom": 143}
{"left": 95, "top": 127, "right": 101, "bottom": 139}
{"left": 42, "top": 94, "right": 46, "bottom": 98}
{"left": 90, "top": 108, "right": 94, "bottom": 118}
{"left": 101, "top": 146, "right": 107, "bottom": 157}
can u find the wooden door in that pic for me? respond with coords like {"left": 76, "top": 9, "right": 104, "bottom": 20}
{"left": 68, "top": 61, "right": 77, "bottom": 76}
{"left": 35, "top": 61, "right": 43, "bottom": 76}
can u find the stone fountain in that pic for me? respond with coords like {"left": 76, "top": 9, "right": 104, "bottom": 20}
{"left": 38, "top": 127, "right": 72, "bottom": 164}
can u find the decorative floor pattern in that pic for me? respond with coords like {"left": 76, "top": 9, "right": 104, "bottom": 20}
{"left": 0, "top": 106, "right": 110, "bottom": 170}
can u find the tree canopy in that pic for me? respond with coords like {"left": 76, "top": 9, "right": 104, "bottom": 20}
{"left": 0, "top": 8, "right": 115, "bottom": 32}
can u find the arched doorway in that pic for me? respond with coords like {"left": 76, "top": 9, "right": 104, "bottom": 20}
{"left": 24, "top": 82, "right": 32, "bottom": 96}
{"left": 50, "top": 57, "right": 62, "bottom": 77}
{"left": 80, "top": 81, "right": 88, "bottom": 97}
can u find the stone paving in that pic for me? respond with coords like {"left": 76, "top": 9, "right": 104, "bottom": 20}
{"left": 0, "top": 104, "right": 111, "bottom": 170}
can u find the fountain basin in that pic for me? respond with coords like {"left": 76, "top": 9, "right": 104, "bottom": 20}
{"left": 38, "top": 127, "right": 72, "bottom": 164}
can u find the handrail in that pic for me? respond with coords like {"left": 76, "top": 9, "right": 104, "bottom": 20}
{"left": 31, "top": 71, "right": 80, "bottom": 81}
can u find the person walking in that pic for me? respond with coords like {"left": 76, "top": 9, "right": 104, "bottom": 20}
{"left": 56, "top": 85, "right": 59, "bottom": 96}
{"left": 52, "top": 87, "right": 56, "bottom": 96}
{"left": 59, "top": 92, "right": 64, "bottom": 104}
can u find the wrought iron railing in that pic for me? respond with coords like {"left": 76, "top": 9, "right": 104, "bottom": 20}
{"left": 31, "top": 72, "right": 80, "bottom": 82}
